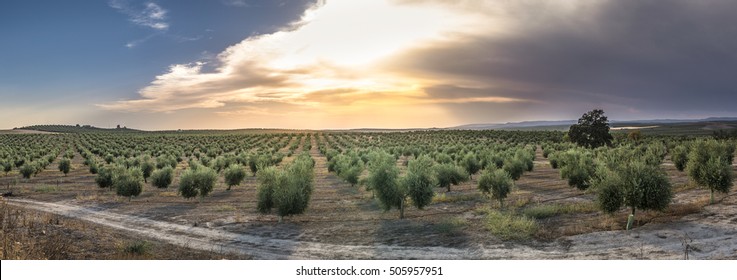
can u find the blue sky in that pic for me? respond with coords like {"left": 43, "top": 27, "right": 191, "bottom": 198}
{"left": 1, "top": 0, "right": 736, "bottom": 130}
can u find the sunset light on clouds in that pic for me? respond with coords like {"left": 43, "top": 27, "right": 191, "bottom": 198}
{"left": 2, "top": 0, "right": 736, "bottom": 129}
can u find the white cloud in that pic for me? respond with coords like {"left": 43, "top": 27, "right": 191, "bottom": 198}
{"left": 109, "top": 0, "right": 169, "bottom": 30}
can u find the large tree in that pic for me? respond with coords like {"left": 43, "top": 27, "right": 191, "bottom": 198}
{"left": 568, "top": 109, "right": 613, "bottom": 148}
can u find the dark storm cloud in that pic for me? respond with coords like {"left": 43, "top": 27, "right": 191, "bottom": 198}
{"left": 395, "top": 0, "right": 737, "bottom": 116}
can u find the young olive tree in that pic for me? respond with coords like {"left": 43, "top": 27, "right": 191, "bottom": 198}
{"left": 595, "top": 161, "right": 672, "bottom": 230}
{"left": 58, "top": 158, "right": 71, "bottom": 176}
{"left": 95, "top": 166, "right": 114, "bottom": 188}
{"left": 670, "top": 145, "right": 689, "bottom": 172}
{"left": 434, "top": 163, "right": 469, "bottom": 192}
{"left": 19, "top": 163, "right": 35, "bottom": 179}
{"left": 257, "top": 154, "right": 315, "bottom": 221}
{"left": 223, "top": 164, "right": 246, "bottom": 190}
{"left": 461, "top": 152, "right": 481, "bottom": 179}
{"left": 113, "top": 167, "right": 144, "bottom": 201}
{"left": 366, "top": 151, "right": 403, "bottom": 217}
{"left": 178, "top": 166, "right": 218, "bottom": 200}
{"left": 559, "top": 150, "right": 595, "bottom": 191}
{"left": 478, "top": 168, "right": 514, "bottom": 208}
{"left": 686, "top": 140, "right": 734, "bottom": 204}
{"left": 140, "top": 160, "right": 155, "bottom": 183}
{"left": 400, "top": 156, "right": 437, "bottom": 216}
{"left": 502, "top": 157, "right": 526, "bottom": 181}
{"left": 150, "top": 166, "right": 174, "bottom": 189}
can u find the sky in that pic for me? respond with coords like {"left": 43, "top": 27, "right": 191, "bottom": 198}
{"left": 1, "top": 0, "right": 736, "bottom": 130}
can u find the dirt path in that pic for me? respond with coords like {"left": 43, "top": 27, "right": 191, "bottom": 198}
{"left": 7, "top": 196, "right": 736, "bottom": 259}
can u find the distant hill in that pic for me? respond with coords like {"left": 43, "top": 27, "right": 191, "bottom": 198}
{"left": 18, "top": 124, "right": 141, "bottom": 133}
{"left": 452, "top": 117, "right": 737, "bottom": 131}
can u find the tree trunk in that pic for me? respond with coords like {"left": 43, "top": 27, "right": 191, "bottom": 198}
{"left": 626, "top": 208, "right": 636, "bottom": 230}
{"left": 278, "top": 215, "right": 283, "bottom": 223}
{"left": 399, "top": 199, "right": 405, "bottom": 219}
{"left": 710, "top": 189, "right": 715, "bottom": 204}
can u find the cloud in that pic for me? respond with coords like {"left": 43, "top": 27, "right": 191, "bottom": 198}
{"left": 222, "top": 0, "right": 252, "bottom": 8}
{"left": 101, "top": 0, "right": 737, "bottom": 126}
{"left": 109, "top": 0, "right": 169, "bottom": 30}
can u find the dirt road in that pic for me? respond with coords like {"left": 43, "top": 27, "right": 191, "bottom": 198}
{"left": 7, "top": 197, "right": 736, "bottom": 259}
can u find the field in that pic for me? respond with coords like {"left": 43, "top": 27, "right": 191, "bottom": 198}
{"left": 1, "top": 128, "right": 736, "bottom": 259}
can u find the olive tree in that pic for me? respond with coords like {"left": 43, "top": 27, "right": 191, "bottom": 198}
{"left": 400, "top": 156, "right": 437, "bottom": 215}
{"left": 223, "top": 164, "right": 246, "bottom": 190}
{"left": 150, "top": 166, "right": 174, "bottom": 189}
{"left": 502, "top": 157, "right": 526, "bottom": 181}
{"left": 366, "top": 151, "right": 403, "bottom": 217}
{"left": 559, "top": 150, "right": 595, "bottom": 190}
{"left": 178, "top": 166, "right": 218, "bottom": 200}
{"left": 113, "top": 167, "right": 144, "bottom": 201}
{"left": 140, "top": 160, "right": 155, "bottom": 183}
{"left": 478, "top": 168, "right": 514, "bottom": 208}
{"left": 19, "top": 163, "right": 35, "bottom": 179}
{"left": 595, "top": 161, "right": 672, "bottom": 230}
{"left": 257, "top": 154, "right": 315, "bottom": 221}
{"left": 670, "top": 145, "right": 689, "bottom": 172}
{"left": 95, "top": 166, "right": 114, "bottom": 188}
{"left": 686, "top": 140, "right": 734, "bottom": 204}
{"left": 58, "top": 158, "right": 71, "bottom": 176}
{"left": 461, "top": 152, "right": 481, "bottom": 179}
{"left": 434, "top": 163, "right": 468, "bottom": 192}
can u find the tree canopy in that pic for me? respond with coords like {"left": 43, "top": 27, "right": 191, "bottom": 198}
{"left": 568, "top": 109, "right": 613, "bottom": 148}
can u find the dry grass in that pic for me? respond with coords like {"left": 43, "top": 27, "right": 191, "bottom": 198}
{"left": 484, "top": 210, "right": 538, "bottom": 241}
{"left": 435, "top": 216, "right": 468, "bottom": 235}
{"left": 523, "top": 202, "right": 598, "bottom": 219}
{"left": 432, "top": 193, "right": 479, "bottom": 204}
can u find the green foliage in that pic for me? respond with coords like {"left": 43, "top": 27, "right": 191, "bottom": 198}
{"left": 58, "top": 158, "right": 71, "bottom": 176}
{"left": 568, "top": 109, "right": 613, "bottom": 148}
{"left": 88, "top": 161, "right": 98, "bottom": 174}
{"left": 178, "top": 166, "right": 218, "bottom": 199}
{"left": 477, "top": 168, "right": 514, "bottom": 207}
{"left": 434, "top": 163, "right": 469, "bottom": 192}
{"left": 150, "top": 166, "right": 174, "bottom": 189}
{"left": 95, "top": 166, "right": 114, "bottom": 188}
{"left": 2, "top": 161, "right": 11, "bottom": 174}
{"left": 223, "top": 164, "right": 246, "bottom": 190}
{"left": 256, "top": 166, "right": 280, "bottom": 214}
{"left": 255, "top": 154, "right": 314, "bottom": 219}
{"left": 502, "top": 157, "right": 525, "bottom": 181}
{"left": 140, "top": 160, "right": 155, "bottom": 183}
{"left": 367, "top": 151, "right": 402, "bottom": 214}
{"left": 402, "top": 156, "right": 437, "bottom": 210}
{"left": 559, "top": 150, "right": 595, "bottom": 190}
{"left": 461, "top": 152, "right": 481, "bottom": 178}
{"left": 686, "top": 139, "right": 735, "bottom": 203}
{"left": 19, "top": 163, "right": 35, "bottom": 179}
{"left": 671, "top": 145, "right": 689, "bottom": 171}
{"left": 594, "top": 161, "right": 672, "bottom": 229}
{"left": 113, "top": 167, "right": 144, "bottom": 200}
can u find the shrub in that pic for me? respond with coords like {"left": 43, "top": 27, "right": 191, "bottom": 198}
{"left": 58, "top": 158, "right": 71, "bottom": 176}
{"left": 88, "top": 161, "right": 98, "bottom": 174}
{"left": 434, "top": 163, "right": 469, "bottom": 192}
{"left": 223, "top": 164, "right": 246, "bottom": 190}
{"left": 478, "top": 168, "right": 514, "bottom": 208}
{"left": 178, "top": 166, "right": 218, "bottom": 200}
{"left": 2, "top": 161, "right": 11, "bottom": 174}
{"left": 150, "top": 166, "right": 174, "bottom": 189}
